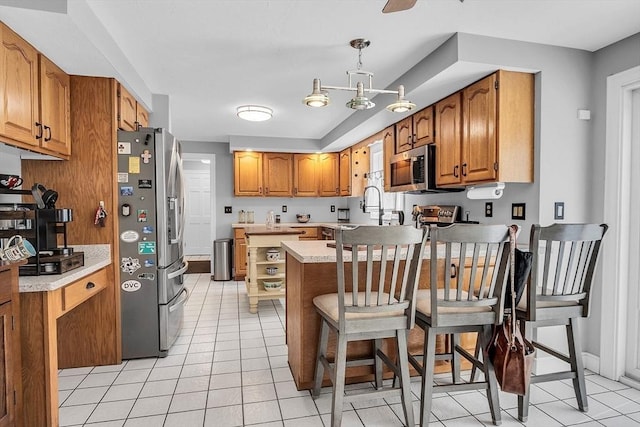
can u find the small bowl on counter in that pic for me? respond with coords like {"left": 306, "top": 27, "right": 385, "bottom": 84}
{"left": 296, "top": 213, "right": 311, "bottom": 223}
{"left": 263, "top": 280, "right": 283, "bottom": 292}
{"left": 265, "top": 266, "right": 278, "bottom": 276}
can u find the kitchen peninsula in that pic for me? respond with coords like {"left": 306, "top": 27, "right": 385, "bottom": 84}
{"left": 19, "top": 245, "right": 112, "bottom": 427}
{"left": 282, "top": 237, "right": 479, "bottom": 390}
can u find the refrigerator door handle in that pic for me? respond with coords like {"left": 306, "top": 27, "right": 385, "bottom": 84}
{"left": 169, "top": 288, "right": 189, "bottom": 313}
{"left": 168, "top": 260, "right": 189, "bottom": 280}
{"left": 169, "top": 196, "right": 179, "bottom": 244}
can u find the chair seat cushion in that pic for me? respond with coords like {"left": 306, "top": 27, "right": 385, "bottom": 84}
{"left": 516, "top": 288, "right": 581, "bottom": 310}
{"left": 313, "top": 292, "right": 404, "bottom": 322}
{"left": 415, "top": 289, "right": 494, "bottom": 316}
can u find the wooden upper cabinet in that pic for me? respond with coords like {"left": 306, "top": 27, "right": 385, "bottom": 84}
{"left": 118, "top": 84, "right": 138, "bottom": 131}
{"left": 293, "top": 153, "right": 318, "bottom": 197}
{"left": 352, "top": 136, "right": 373, "bottom": 197}
{"left": 318, "top": 153, "right": 339, "bottom": 197}
{"left": 393, "top": 106, "right": 434, "bottom": 154}
{"left": 435, "top": 92, "right": 463, "bottom": 186}
{"left": 234, "top": 151, "right": 263, "bottom": 196}
{"left": 0, "top": 23, "right": 71, "bottom": 158}
{"left": 136, "top": 104, "right": 149, "bottom": 128}
{"left": 263, "top": 152, "right": 293, "bottom": 197}
{"left": 413, "top": 105, "right": 434, "bottom": 148}
{"left": 436, "top": 70, "right": 533, "bottom": 187}
{"left": 394, "top": 116, "right": 413, "bottom": 154}
{"left": 339, "top": 148, "right": 351, "bottom": 196}
{"left": 0, "top": 23, "right": 39, "bottom": 148}
{"left": 39, "top": 55, "right": 71, "bottom": 156}
{"left": 382, "top": 125, "right": 395, "bottom": 192}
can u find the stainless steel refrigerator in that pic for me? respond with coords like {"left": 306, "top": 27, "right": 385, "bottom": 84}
{"left": 117, "top": 127, "right": 189, "bottom": 359}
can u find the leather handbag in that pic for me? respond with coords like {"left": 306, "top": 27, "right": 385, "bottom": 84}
{"left": 489, "top": 225, "right": 536, "bottom": 395}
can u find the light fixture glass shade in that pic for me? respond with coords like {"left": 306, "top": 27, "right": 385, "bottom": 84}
{"left": 303, "top": 78, "right": 330, "bottom": 107}
{"left": 346, "top": 81, "right": 375, "bottom": 110}
{"left": 236, "top": 105, "right": 273, "bottom": 122}
{"left": 385, "top": 85, "right": 416, "bottom": 113}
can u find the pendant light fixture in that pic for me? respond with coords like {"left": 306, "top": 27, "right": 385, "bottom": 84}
{"left": 303, "top": 38, "right": 416, "bottom": 113}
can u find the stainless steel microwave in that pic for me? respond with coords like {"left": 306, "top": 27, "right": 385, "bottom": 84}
{"left": 388, "top": 145, "right": 462, "bottom": 194}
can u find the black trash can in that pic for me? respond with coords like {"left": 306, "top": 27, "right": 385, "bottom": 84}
{"left": 213, "top": 238, "right": 233, "bottom": 281}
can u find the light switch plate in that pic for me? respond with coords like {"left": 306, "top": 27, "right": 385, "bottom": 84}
{"left": 224, "top": 206, "right": 232, "bottom": 214}
{"left": 554, "top": 202, "right": 565, "bottom": 220}
{"left": 331, "top": 205, "right": 335, "bottom": 212}
{"left": 485, "top": 202, "right": 493, "bottom": 217}
{"left": 282, "top": 205, "right": 287, "bottom": 213}
{"left": 511, "top": 203, "right": 526, "bottom": 220}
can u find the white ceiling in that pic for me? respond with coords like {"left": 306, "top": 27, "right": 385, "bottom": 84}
{"left": 1, "top": 0, "right": 639, "bottom": 151}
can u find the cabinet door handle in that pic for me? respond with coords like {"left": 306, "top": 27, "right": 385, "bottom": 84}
{"left": 462, "top": 163, "right": 467, "bottom": 176}
{"left": 259, "top": 186, "right": 262, "bottom": 194}
{"left": 453, "top": 165, "right": 459, "bottom": 178}
{"left": 35, "top": 122, "right": 43, "bottom": 139}
{"left": 44, "top": 125, "right": 52, "bottom": 142}
{"left": 86, "top": 281, "right": 96, "bottom": 290}
{"left": 265, "top": 187, "right": 269, "bottom": 194}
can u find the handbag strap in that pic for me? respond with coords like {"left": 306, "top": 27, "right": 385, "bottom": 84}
{"left": 509, "top": 224, "right": 518, "bottom": 342}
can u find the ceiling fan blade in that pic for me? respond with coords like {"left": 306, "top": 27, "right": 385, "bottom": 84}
{"left": 382, "top": 0, "right": 418, "bottom": 13}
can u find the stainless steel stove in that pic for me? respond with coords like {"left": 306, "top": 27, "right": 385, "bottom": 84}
{"left": 417, "top": 205, "right": 462, "bottom": 226}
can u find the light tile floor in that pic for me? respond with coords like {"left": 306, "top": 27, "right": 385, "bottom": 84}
{"left": 58, "top": 274, "right": 640, "bottom": 426}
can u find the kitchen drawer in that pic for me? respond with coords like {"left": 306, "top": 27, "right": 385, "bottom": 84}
{"left": 297, "top": 226, "right": 319, "bottom": 240}
{"left": 61, "top": 268, "right": 108, "bottom": 313}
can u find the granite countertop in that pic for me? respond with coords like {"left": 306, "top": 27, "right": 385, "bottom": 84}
{"left": 18, "top": 244, "right": 112, "bottom": 293}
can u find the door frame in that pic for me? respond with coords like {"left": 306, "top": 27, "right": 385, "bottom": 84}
{"left": 601, "top": 65, "right": 640, "bottom": 383}
{"left": 181, "top": 153, "right": 216, "bottom": 253}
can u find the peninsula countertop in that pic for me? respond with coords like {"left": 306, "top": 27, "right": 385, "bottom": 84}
{"left": 18, "top": 244, "right": 112, "bottom": 292}
{"left": 243, "top": 226, "right": 305, "bottom": 236}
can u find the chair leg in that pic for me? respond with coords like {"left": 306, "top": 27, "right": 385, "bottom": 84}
{"left": 396, "top": 330, "right": 415, "bottom": 427}
{"left": 312, "top": 319, "right": 330, "bottom": 398}
{"left": 518, "top": 320, "right": 533, "bottom": 422}
{"left": 374, "top": 338, "right": 383, "bottom": 390}
{"left": 481, "top": 325, "right": 502, "bottom": 426}
{"left": 567, "top": 317, "right": 588, "bottom": 412}
{"left": 331, "top": 332, "right": 348, "bottom": 427}
{"left": 419, "top": 327, "right": 437, "bottom": 427}
{"left": 451, "top": 333, "right": 461, "bottom": 384}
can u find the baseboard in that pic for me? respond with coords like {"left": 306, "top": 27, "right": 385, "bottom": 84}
{"left": 620, "top": 375, "right": 640, "bottom": 390}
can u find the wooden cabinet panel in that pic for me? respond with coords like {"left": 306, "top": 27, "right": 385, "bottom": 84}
{"left": 296, "top": 226, "right": 319, "bottom": 240}
{"left": 234, "top": 151, "right": 263, "bottom": 196}
{"left": 394, "top": 116, "right": 413, "bottom": 154}
{"left": 413, "top": 105, "right": 434, "bottom": 147}
{"left": 117, "top": 84, "right": 137, "bottom": 131}
{"left": 0, "top": 23, "right": 39, "bottom": 148}
{"left": 234, "top": 228, "right": 247, "bottom": 279}
{"left": 318, "top": 153, "right": 339, "bottom": 197}
{"left": 339, "top": 148, "right": 351, "bottom": 196}
{"left": 293, "top": 154, "right": 318, "bottom": 197}
{"left": 435, "top": 92, "right": 463, "bottom": 186}
{"left": 352, "top": 138, "right": 372, "bottom": 197}
{"left": 39, "top": 55, "right": 71, "bottom": 156}
{"left": 462, "top": 74, "right": 497, "bottom": 183}
{"left": 136, "top": 104, "right": 149, "bottom": 128}
{"left": 0, "top": 265, "right": 21, "bottom": 427}
{"left": 263, "top": 152, "right": 293, "bottom": 197}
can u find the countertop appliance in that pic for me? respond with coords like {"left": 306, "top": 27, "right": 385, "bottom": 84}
{"left": 117, "top": 128, "right": 188, "bottom": 359}
{"left": 416, "top": 205, "right": 479, "bottom": 228}
{"left": 388, "top": 145, "right": 463, "bottom": 194}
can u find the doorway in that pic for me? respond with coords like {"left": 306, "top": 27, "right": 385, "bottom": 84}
{"left": 601, "top": 65, "right": 640, "bottom": 386}
{"left": 181, "top": 154, "right": 215, "bottom": 258}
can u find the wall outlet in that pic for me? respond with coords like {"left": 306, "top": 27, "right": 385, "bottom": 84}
{"left": 554, "top": 202, "right": 565, "bottom": 220}
{"left": 511, "top": 203, "right": 526, "bottom": 220}
{"left": 331, "top": 205, "right": 335, "bottom": 212}
{"left": 224, "top": 206, "right": 232, "bottom": 214}
{"left": 485, "top": 202, "right": 493, "bottom": 217}
{"left": 282, "top": 205, "right": 287, "bottom": 213}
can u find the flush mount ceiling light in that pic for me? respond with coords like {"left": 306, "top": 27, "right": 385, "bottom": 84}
{"left": 236, "top": 105, "right": 273, "bottom": 122}
{"left": 303, "top": 38, "right": 416, "bottom": 112}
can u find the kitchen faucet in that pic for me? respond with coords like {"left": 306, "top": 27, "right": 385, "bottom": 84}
{"left": 361, "top": 185, "right": 383, "bottom": 226}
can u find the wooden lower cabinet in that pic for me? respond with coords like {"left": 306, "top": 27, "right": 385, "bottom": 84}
{"left": 296, "top": 227, "right": 319, "bottom": 240}
{"left": 234, "top": 228, "right": 247, "bottom": 280}
{"left": 0, "top": 263, "right": 22, "bottom": 427}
